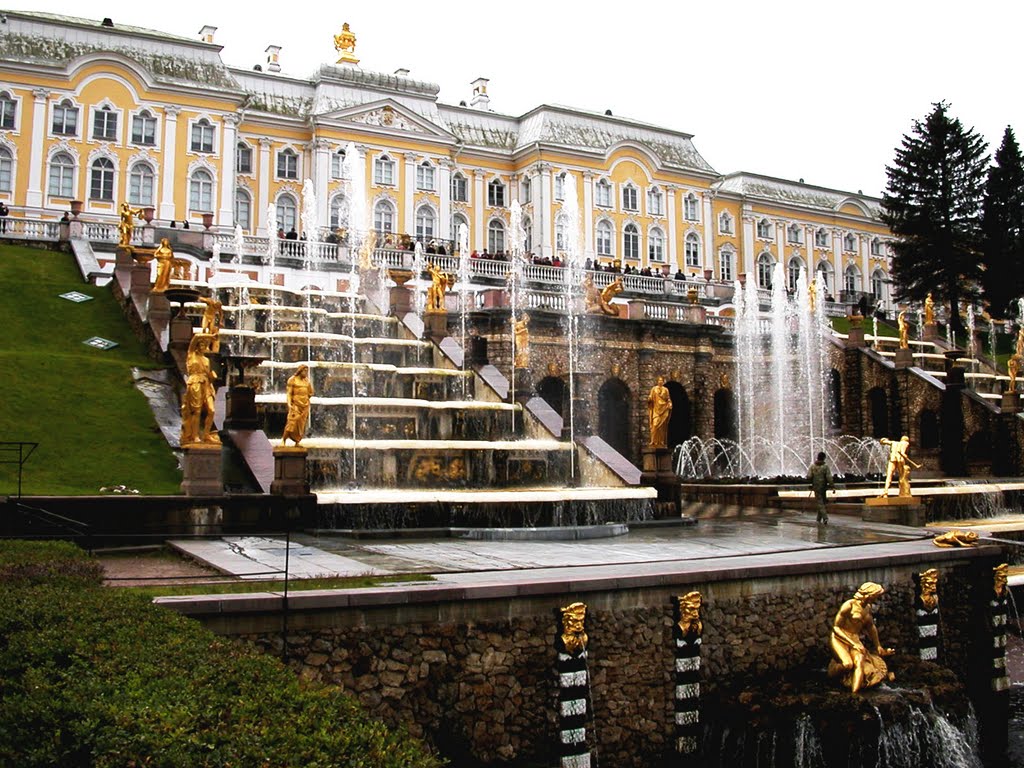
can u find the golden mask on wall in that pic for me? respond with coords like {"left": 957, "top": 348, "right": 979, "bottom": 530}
{"left": 676, "top": 591, "right": 703, "bottom": 637}
{"left": 994, "top": 563, "right": 1009, "bottom": 599}
{"left": 918, "top": 568, "right": 939, "bottom": 611}
{"left": 560, "top": 601, "right": 588, "bottom": 655}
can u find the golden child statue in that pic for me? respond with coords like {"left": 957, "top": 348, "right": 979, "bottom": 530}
{"left": 198, "top": 296, "right": 223, "bottom": 353}
{"left": 828, "top": 582, "right": 895, "bottom": 693}
{"left": 118, "top": 201, "right": 144, "bottom": 248}
{"left": 180, "top": 333, "right": 219, "bottom": 446}
{"left": 281, "top": 364, "right": 314, "bottom": 446}
{"left": 151, "top": 238, "right": 175, "bottom": 293}
{"left": 514, "top": 314, "right": 530, "bottom": 369}
{"left": 647, "top": 376, "right": 672, "bottom": 448}
{"left": 898, "top": 310, "right": 909, "bottom": 349}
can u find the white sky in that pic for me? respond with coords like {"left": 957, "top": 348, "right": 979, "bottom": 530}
{"left": 8, "top": 0, "right": 1022, "bottom": 198}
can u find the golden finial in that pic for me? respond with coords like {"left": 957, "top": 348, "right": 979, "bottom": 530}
{"left": 333, "top": 22, "right": 359, "bottom": 65}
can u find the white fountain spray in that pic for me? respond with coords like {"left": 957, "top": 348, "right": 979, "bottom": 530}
{"left": 457, "top": 222, "right": 471, "bottom": 400}
{"left": 210, "top": 240, "right": 220, "bottom": 280}
{"left": 341, "top": 143, "right": 368, "bottom": 484}
{"left": 411, "top": 241, "right": 426, "bottom": 323}
{"left": 560, "top": 173, "right": 583, "bottom": 483}
{"left": 265, "top": 204, "right": 278, "bottom": 388}
{"left": 301, "top": 179, "right": 319, "bottom": 362}
{"left": 966, "top": 305, "right": 976, "bottom": 373}
{"left": 508, "top": 201, "right": 525, "bottom": 432}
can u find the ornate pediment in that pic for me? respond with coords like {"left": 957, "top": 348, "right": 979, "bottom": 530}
{"left": 322, "top": 99, "right": 454, "bottom": 140}
{"left": 352, "top": 105, "right": 419, "bottom": 131}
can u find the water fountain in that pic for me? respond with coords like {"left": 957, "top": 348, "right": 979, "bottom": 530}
{"left": 560, "top": 173, "right": 584, "bottom": 482}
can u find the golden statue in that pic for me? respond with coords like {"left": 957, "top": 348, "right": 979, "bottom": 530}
{"left": 583, "top": 274, "right": 623, "bottom": 316}
{"left": 994, "top": 563, "right": 1009, "bottom": 598}
{"left": 151, "top": 238, "right": 175, "bottom": 293}
{"left": 898, "top": 310, "right": 909, "bottom": 349}
{"left": 647, "top": 376, "right": 672, "bottom": 448}
{"left": 1009, "top": 355, "right": 1021, "bottom": 393}
{"left": 513, "top": 314, "right": 530, "bottom": 369}
{"left": 924, "top": 293, "right": 935, "bottom": 325}
{"left": 198, "top": 296, "right": 223, "bottom": 353}
{"left": 1017, "top": 326, "right": 1024, "bottom": 359}
{"left": 118, "top": 201, "right": 144, "bottom": 248}
{"left": 281, "top": 364, "right": 314, "bottom": 446}
{"left": 333, "top": 22, "right": 359, "bottom": 64}
{"left": 828, "top": 582, "right": 895, "bottom": 694}
{"left": 560, "top": 601, "right": 588, "bottom": 655}
{"left": 879, "top": 435, "right": 921, "bottom": 497}
{"left": 357, "top": 230, "right": 377, "bottom": 271}
{"left": 808, "top": 278, "right": 817, "bottom": 314}
{"left": 676, "top": 591, "right": 703, "bottom": 638}
{"left": 180, "top": 333, "right": 219, "bottom": 446}
{"left": 918, "top": 568, "right": 939, "bottom": 611}
{"left": 933, "top": 529, "right": 979, "bottom": 548}
{"left": 425, "top": 262, "right": 455, "bottom": 314}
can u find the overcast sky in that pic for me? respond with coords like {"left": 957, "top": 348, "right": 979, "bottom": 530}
{"left": 9, "top": 0, "right": 1022, "bottom": 198}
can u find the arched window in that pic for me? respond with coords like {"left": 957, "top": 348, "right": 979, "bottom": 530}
{"left": 52, "top": 99, "right": 79, "bottom": 136}
{"left": 234, "top": 188, "right": 251, "bottom": 232}
{"left": 128, "top": 162, "right": 155, "bottom": 206}
{"left": 0, "top": 147, "right": 12, "bottom": 193}
{"left": 844, "top": 264, "right": 860, "bottom": 294}
{"left": 451, "top": 172, "right": 468, "bottom": 202}
{"left": 130, "top": 109, "right": 156, "bottom": 146}
{"left": 329, "top": 193, "right": 347, "bottom": 229}
{"left": 757, "top": 219, "right": 772, "bottom": 239}
{"left": 647, "top": 187, "right": 663, "bottom": 216}
{"left": 685, "top": 232, "right": 700, "bottom": 268}
{"left": 487, "top": 219, "right": 506, "bottom": 253}
{"left": 277, "top": 194, "right": 298, "bottom": 233}
{"left": 871, "top": 269, "right": 885, "bottom": 301}
{"left": 89, "top": 157, "right": 114, "bottom": 201}
{"left": 718, "top": 211, "right": 733, "bottom": 235}
{"left": 189, "top": 169, "right": 213, "bottom": 212}
{"left": 649, "top": 227, "right": 665, "bottom": 262}
{"left": 0, "top": 91, "right": 16, "bottom": 130}
{"left": 843, "top": 233, "right": 857, "bottom": 252}
{"left": 816, "top": 261, "right": 835, "bottom": 292}
{"left": 684, "top": 193, "right": 699, "bottom": 221}
{"left": 622, "top": 183, "right": 638, "bottom": 211}
{"left": 787, "top": 257, "right": 804, "bottom": 292}
{"left": 331, "top": 148, "right": 346, "bottom": 180}
{"left": 595, "top": 179, "right": 612, "bottom": 207}
{"left": 623, "top": 223, "right": 639, "bottom": 260}
{"left": 416, "top": 161, "right": 435, "bottom": 191}
{"left": 236, "top": 142, "right": 253, "bottom": 174}
{"left": 487, "top": 179, "right": 506, "bottom": 207}
{"left": 276, "top": 148, "right": 298, "bottom": 179}
{"left": 451, "top": 213, "right": 468, "bottom": 245}
{"left": 757, "top": 252, "right": 774, "bottom": 289}
{"left": 48, "top": 152, "right": 74, "bottom": 198}
{"left": 373, "top": 199, "right": 394, "bottom": 233}
{"left": 190, "top": 118, "right": 214, "bottom": 153}
{"left": 374, "top": 154, "right": 395, "bottom": 185}
{"left": 596, "top": 220, "right": 613, "bottom": 256}
{"left": 415, "top": 205, "right": 436, "bottom": 241}
{"left": 815, "top": 228, "right": 830, "bottom": 248}
{"left": 719, "top": 248, "right": 734, "bottom": 282}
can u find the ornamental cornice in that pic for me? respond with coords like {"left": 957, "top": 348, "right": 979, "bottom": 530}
{"left": 164, "top": 105, "right": 181, "bottom": 117}
{"left": 33, "top": 87, "right": 49, "bottom": 101}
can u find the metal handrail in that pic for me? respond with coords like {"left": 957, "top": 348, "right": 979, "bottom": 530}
{"left": 0, "top": 441, "right": 37, "bottom": 498}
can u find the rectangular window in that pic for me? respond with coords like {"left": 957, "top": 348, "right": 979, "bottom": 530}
{"left": 451, "top": 174, "right": 467, "bottom": 202}
{"left": 131, "top": 113, "right": 156, "bottom": 145}
{"left": 49, "top": 165, "right": 74, "bottom": 198}
{"left": 416, "top": 164, "right": 435, "bottom": 191}
{"left": 93, "top": 108, "right": 117, "bottom": 141}
{"left": 0, "top": 99, "right": 15, "bottom": 130}
{"left": 720, "top": 252, "right": 733, "bottom": 282}
{"left": 190, "top": 121, "right": 214, "bottom": 153}
{"left": 90, "top": 170, "right": 113, "bottom": 201}
{"left": 520, "top": 180, "right": 531, "bottom": 204}
{"left": 236, "top": 144, "right": 252, "bottom": 174}
{"left": 622, "top": 186, "right": 637, "bottom": 211}
{"left": 595, "top": 182, "right": 611, "bottom": 208}
{"left": 52, "top": 104, "right": 78, "bottom": 136}
{"left": 277, "top": 152, "right": 298, "bottom": 180}
{"left": 374, "top": 158, "right": 394, "bottom": 185}
{"left": 488, "top": 182, "right": 505, "bottom": 207}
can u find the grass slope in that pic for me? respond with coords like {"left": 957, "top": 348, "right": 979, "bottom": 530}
{"left": 0, "top": 244, "right": 180, "bottom": 495}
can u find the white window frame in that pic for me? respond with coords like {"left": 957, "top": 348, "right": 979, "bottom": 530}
{"left": 595, "top": 179, "right": 612, "bottom": 208}
{"left": 623, "top": 223, "right": 640, "bottom": 261}
{"left": 684, "top": 193, "right": 699, "bottom": 222}
{"left": 487, "top": 179, "right": 506, "bottom": 208}
{"left": 236, "top": 142, "right": 253, "bottom": 175}
{"left": 91, "top": 104, "right": 119, "bottom": 142}
{"left": 719, "top": 248, "right": 734, "bottom": 282}
{"left": 277, "top": 194, "right": 298, "bottom": 233}
{"left": 235, "top": 188, "right": 252, "bottom": 232}
{"left": 871, "top": 269, "right": 885, "bottom": 300}
{"left": 757, "top": 253, "right": 774, "bottom": 289}
{"left": 451, "top": 213, "right": 468, "bottom": 245}
{"left": 787, "top": 257, "right": 804, "bottom": 292}
{"left": 622, "top": 184, "right": 638, "bottom": 212}
{"left": 648, "top": 227, "right": 665, "bottom": 262}
{"left": 844, "top": 264, "right": 860, "bottom": 293}
{"left": 51, "top": 98, "right": 81, "bottom": 138}
{"left": 329, "top": 193, "right": 347, "bottom": 229}
{"left": 596, "top": 219, "right": 613, "bottom": 257}
{"left": 451, "top": 172, "right": 468, "bottom": 202}
{"left": 127, "top": 161, "right": 155, "bottom": 206}
{"left": 130, "top": 108, "right": 157, "bottom": 147}
{"left": 685, "top": 232, "right": 700, "bottom": 268}
{"left": 374, "top": 199, "right": 395, "bottom": 233}
{"left": 815, "top": 228, "right": 830, "bottom": 248}
{"left": 870, "top": 238, "right": 883, "bottom": 256}
{"left": 374, "top": 154, "right": 395, "bottom": 186}
{"left": 0, "top": 146, "right": 12, "bottom": 193}
{"left": 756, "top": 219, "right": 772, "bottom": 240}
{"left": 718, "top": 211, "right": 734, "bottom": 235}
{"left": 555, "top": 172, "right": 566, "bottom": 201}
{"left": 189, "top": 168, "right": 214, "bottom": 212}
{"left": 647, "top": 187, "right": 663, "bottom": 216}
{"left": 89, "top": 156, "right": 116, "bottom": 201}
{"left": 48, "top": 151, "right": 75, "bottom": 198}
{"left": 331, "top": 148, "right": 346, "bottom": 180}
{"left": 487, "top": 219, "right": 506, "bottom": 253}
{"left": 0, "top": 90, "right": 20, "bottom": 132}
{"left": 416, "top": 161, "right": 435, "bottom": 191}
{"left": 787, "top": 224, "right": 803, "bottom": 245}
{"left": 276, "top": 148, "right": 298, "bottom": 180}
{"left": 816, "top": 261, "right": 835, "bottom": 291}
{"left": 190, "top": 117, "right": 216, "bottom": 154}
{"left": 415, "top": 204, "right": 436, "bottom": 241}
{"left": 843, "top": 233, "right": 857, "bottom": 252}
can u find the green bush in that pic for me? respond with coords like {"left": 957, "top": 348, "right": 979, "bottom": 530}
{"left": 0, "top": 540, "right": 103, "bottom": 586}
{"left": 0, "top": 543, "right": 442, "bottom": 768}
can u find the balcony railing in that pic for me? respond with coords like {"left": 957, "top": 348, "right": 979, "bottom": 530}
{"left": 1, "top": 217, "right": 62, "bottom": 241}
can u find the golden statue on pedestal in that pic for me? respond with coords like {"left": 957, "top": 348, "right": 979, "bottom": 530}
{"left": 1009, "top": 355, "right": 1021, "bottom": 393}
{"left": 425, "top": 262, "right": 455, "bottom": 314}
{"left": 933, "top": 529, "right": 979, "bottom": 548}
{"left": 118, "top": 201, "right": 144, "bottom": 248}
{"left": 180, "top": 333, "right": 219, "bottom": 446}
{"left": 583, "top": 274, "right": 623, "bottom": 316}
{"left": 647, "top": 376, "right": 672, "bottom": 448}
{"left": 828, "top": 582, "right": 895, "bottom": 693}
{"left": 898, "top": 310, "right": 909, "bottom": 349}
{"left": 333, "top": 22, "right": 359, "bottom": 64}
{"left": 879, "top": 435, "right": 921, "bottom": 497}
{"left": 924, "top": 293, "right": 935, "bottom": 325}
{"left": 676, "top": 591, "right": 703, "bottom": 638}
{"left": 514, "top": 314, "right": 530, "bottom": 369}
{"left": 198, "top": 296, "right": 223, "bottom": 353}
{"left": 282, "top": 364, "right": 314, "bottom": 446}
{"left": 152, "top": 238, "right": 175, "bottom": 293}
{"left": 560, "top": 601, "right": 588, "bottom": 655}
{"left": 918, "top": 568, "right": 939, "bottom": 611}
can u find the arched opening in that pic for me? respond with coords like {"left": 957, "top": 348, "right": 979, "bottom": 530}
{"left": 965, "top": 431, "right": 992, "bottom": 473}
{"left": 535, "top": 376, "right": 567, "bottom": 418}
{"left": 919, "top": 410, "right": 940, "bottom": 450}
{"left": 868, "top": 387, "right": 887, "bottom": 438}
{"left": 597, "top": 378, "right": 631, "bottom": 458}
{"left": 666, "top": 381, "right": 691, "bottom": 450}
{"left": 713, "top": 388, "right": 737, "bottom": 441}
{"left": 829, "top": 369, "right": 842, "bottom": 428}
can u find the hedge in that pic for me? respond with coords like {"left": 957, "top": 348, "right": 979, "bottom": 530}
{"left": 0, "top": 542, "right": 442, "bottom": 768}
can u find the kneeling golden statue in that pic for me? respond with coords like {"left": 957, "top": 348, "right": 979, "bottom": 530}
{"left": 828, "top": 582, "right": 895, "bottom": 693}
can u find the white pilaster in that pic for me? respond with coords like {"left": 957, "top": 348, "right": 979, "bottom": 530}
{"left": 529, "top": 170, "right": 542, "bottom": 256}
{"left": 159, "top": 106, "right": 181, "bottom": 221}
{"left": 403, "top": 155, "right": 416, "bottom": 235}
{"left": 217, "top": 113, "right": 239, "bottom": 228}
{"left": 666, "top": 186, "right": 678, "bottom": 268}
{"left": 775, "top": 219, "right": 786, "bottom": 271}
{"left": 861, "top": 234, "right": 871, "bottom": 297}
{"left": 25, "top": 88, "right": 49, "bottom": 210}
{"left": 312, "top": 139, "right": 330, "bottom": 231}
{"left": 742, "top": 211, "right": 755, "bottom": 277}
{"left": 539, "top": 164, "right": 553, "bottom": 258}
{"left": 832, "top": 229, "right": 842, "bottom": 291}
{"left": 473, "top": 169, "right": 485, "bottom": 251}
{"left": 439, "top": 160, "right": 452, "bottom": 245}
{"left": 257, "top": 137, "right": 272, "bottom": 236}
{"left": 582, "top": 171, "right": 594, "bottom": 260}
{"left": 701, "top": 192, "right": 714, "bottom": 271}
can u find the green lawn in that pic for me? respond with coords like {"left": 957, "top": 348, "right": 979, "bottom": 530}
{"left": 0, "top": 244, "right": 180, "bottom": 495}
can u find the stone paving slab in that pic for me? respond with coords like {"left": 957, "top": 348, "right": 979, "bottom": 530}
{"left": 169, "top": 536, "right": 390, "bottom": 579}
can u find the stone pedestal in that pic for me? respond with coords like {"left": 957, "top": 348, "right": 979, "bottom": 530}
{"left": 641, "top": 445, "right": 682, "bottom": 517}
{"left": 894, "top": 347, "right": 914, "bottom": 369}
{"left": 115, "top": 245, "right": 134, "bottom": 271}
{"left": 923, "top": 322, "right": 938, "bottom": 342}
{"left": 679, "top": 304, "right": 706, "bottom": 324}
{"left": 271, "top": 446, "right": 309, "bottom": 496}
{"left": 479, "top": 289, "right": 508, "bottom": 309}
{"left": 626, "top": 300, "right": 647, "bottom": 321}
{"left": 1002, "top": 391, "right": 1020, "bottom": 414}
{"left": 180, "top": 443, "right": 223, "bottom": 496}
{"left": 389, "top": 283, "right": 412, "bottom": 316}
{"left": 423, "top": 311, "right": 448, "bottom": 341}
{"left": 130, "top": 262, "right": 152, "bottom": 293}
{"left": 169, "top": 314, "right": 193, "bottom": 347}
{"left": 863, "top": 495, "right": 926, "bottom": 526}
{"left": 147, "top": 292, "right": 171, "bottom": 322}
{"left": 846, "top": 325, "right": 865, "bottom": 348}
{"left": 225, "top": 385, "right": 259, "bottom": 429}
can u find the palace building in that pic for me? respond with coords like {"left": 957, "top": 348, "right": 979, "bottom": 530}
{"left": 0, "top": 10, "right": 893, "bottom": 306}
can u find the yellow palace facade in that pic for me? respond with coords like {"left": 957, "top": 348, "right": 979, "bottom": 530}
{"left": 0, "top": 10, "right": 893, "bottom": 305}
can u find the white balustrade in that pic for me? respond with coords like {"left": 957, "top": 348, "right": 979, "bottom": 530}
{"left": 1, "top": 217, "right": 61, "bottom": 240}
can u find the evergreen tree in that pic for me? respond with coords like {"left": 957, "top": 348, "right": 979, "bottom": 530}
{"left": 882, "top": 102, "right": 988, "bottom": 335}
{"left": 980, "top": 126, "right": 1024, "bottom": 319}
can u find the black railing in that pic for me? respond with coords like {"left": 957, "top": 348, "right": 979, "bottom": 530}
{"left": 0, "top": 442, "right": 37, "bottom": 498}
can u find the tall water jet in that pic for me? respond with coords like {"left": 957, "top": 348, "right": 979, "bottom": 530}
{"left": 966, "top": 305, "right": 976, "bottom": 372}
{"left": 266, "top": 204, "right": 279, "bottom": 388}
{"left": 560, "top": 173, "right": 584, "bottom": 482}
{"left": 457, "top": 222, "right": 471, "bottom": 400}
{"left": 411, "top": 241, "right": 426, "bottom": 322}
{"left": 507, "top": 200, "right": 526, "bottom": 431}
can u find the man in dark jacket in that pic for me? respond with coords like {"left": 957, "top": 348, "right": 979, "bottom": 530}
{"left": 808, "top": 451, "right": 834, "bottom": 524}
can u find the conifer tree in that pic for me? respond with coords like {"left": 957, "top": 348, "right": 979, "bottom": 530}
{"left": 882, "top": 102, "right": 988, "bottom": 335}
{"left": 980, "top": 126, "right": 1024, "bottom": 318}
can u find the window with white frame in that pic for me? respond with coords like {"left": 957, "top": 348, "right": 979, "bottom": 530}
{"left": 622, "top": 184, "right": 638, "bottom": 212}
{"left": 718, "top": 211, "right": 734, "bottom": 235}
{"left": 684, "top": 193, "right": 699, "bottom": 221}
{"left": 48, "top": 152, "right": 74, "bottom": 198}
{"left": 128, "top": 162, "right": 154, "bottom": 206}
{"left": 787, "top": 257, "right": 804, "bottom": 292}
{"left": 520, "top": 178, "right": 531, "bottom": 204}
{"left": 415, "top": 205, "right": 436, "bottom": 241}
{"left": 329, "top": 194, "right": 347, "bottom": 229}
{"left": 817, "top": 261, "right": 834, "bottom": 291}
{"left": 487, "top": 179, "right": 506, "bottom": 207}
{"left": 451, "top": 213, "right": 468, "bottom": 245}
{"left": 276, "top": 148, "right": 298, "bottom": 180}
{"left": 787, "top": 224, "right": 803, "bottom": 244}
{"left": 89, "top": 157, "right": 114, "bottom": 200}
{"left": 596, "top": 219, "right": 613, "bottom": 256}
{"left": 719, "top": 248, "right": 734, "bottom": 282}
{"left": 236, "top": 142, "right": 252, "bottom": 174}
{"left": 92, "top": 105, "right": 117, "bottom": 141}
{"left": 451, "top": 172, "right": 468, "bottom": 202}
{"left": 844, "top": 264, "right": 860, "bottom": 293}
{"left": 235, "top": 188, "right": 251, "bottom": 232}
{"left": 815, "top": 228, "right": 829, "bottom": 248}
{"left": 555, "top": 172, "right": 565, "bottom": 201}
{"left": 0, "top": 147, "right": 11, "bottom": 192}
{"left": 374, "top": 155, "right": 395, "bottom": 185}
{"left": 647, "top": 187, "right": 663, "bottom": 216}
{"left": 130, "top": 110, "right": 156, "bottom": 146}
{"left": 871, "top": 269, "right": 885, "bottom": 300}
{"left": 757, "top": 253, "right": 774, "bottom": 289}
{"left": 522, "top": 216, "right": 532, "bottom": 252}
{"left": 52, "top": 99, "right": 79, "bottom": 136}
{"left": 685, "top": 232, "right": 700, "bottom": 268}
{"left": 870, "top": 238, "right": 883, "bottom": 256}
{"left": 843, "top": 233, "right": 857, "bottom": 252}
{"left": 623, "top": 223, "right": 640, "bottom": 260}
{"left": 0, "top": 92, "right": 15, "bottom": 130}
{"left": 488, "top": 220, "right": 506, "bottom": 252}
{"left": 556, "top": 215, "right": 566, "bottom": 251}
{"left": 189, "top": 169, "right": 213, "bottom": 212}
{"left": 649, "top": 227, "right": 665, "bottom": 262}
{"left": 416, "top": 161, "right": 435, "bottom": 191}
{"left": 190, "top": 118, "right": 214, "bottom": 153}
{"left": 374, "top": 199, "right": 394, "bottom": 233}
{"left": 595, "top": 179, "right": 612, "bottom": 207}
{"left": 756, "top": 219, "right": 772, "bottom": 239}
{"left": 331, "top": 148, "right": 346, "bottom": 180}
{"left": 277, "top": 195, "right": 298, "bottom": 233}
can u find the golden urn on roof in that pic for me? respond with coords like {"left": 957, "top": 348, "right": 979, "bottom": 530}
{"left": 334, "top": 23, "right": 359, "bottom": 65}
